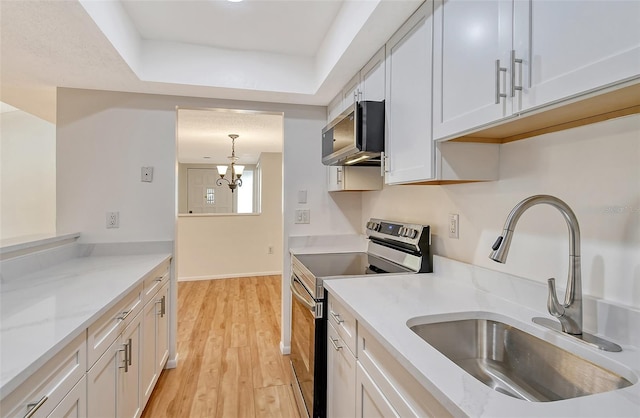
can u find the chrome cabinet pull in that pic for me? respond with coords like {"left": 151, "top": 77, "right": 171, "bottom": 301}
{"left": 330, "top": 337, "right": 342, "bottom": 351}
{"left": 24, "top": 396, "right": 48, "bottom": 418}
{"left": 117, "top": 310, "right": 131, "bottom": 322}
{"left": 330, "top": 311, "right": 344, "bottom": 324}
{"left": 510, "top": 50, "right": 523, "bottom": 97}
{"left": 495, "top": 59, "right": 507, "bottom": 104}
{"left": 119, "top": 342, "right": 129, "bottom": 372}
{"left": 158, "top": 295, "right": 166, "bottom": 318}
{"left": 380, "top": 152, "right": 385, "bottom": 176}
{"left": 127, "top": 338, "right": 132, "bottom": 366}
{"left": 337, "top": 167, "right": 343, "bottom": 184}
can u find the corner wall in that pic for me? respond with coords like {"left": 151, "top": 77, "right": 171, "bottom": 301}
{"left": 362, "top": 114, "right": 640, "bottom": 309}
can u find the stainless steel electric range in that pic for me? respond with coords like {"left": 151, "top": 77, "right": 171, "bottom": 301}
{"left": 289, "top": 218, "right": 431, "bottom": 418}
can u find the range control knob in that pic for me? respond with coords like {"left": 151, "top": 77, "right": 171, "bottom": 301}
{"left": 409, "top": 229, "right": 418, "bottom": 239}
{"left": 366, "top": 221, "right": 374, "bottom": 230}
{"left": 398, "top": 227, "right": 407, "bottom": 237}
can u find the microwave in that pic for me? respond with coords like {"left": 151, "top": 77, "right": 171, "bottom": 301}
{"left": 322, "top": 100, "right": 385, "bottom": 166}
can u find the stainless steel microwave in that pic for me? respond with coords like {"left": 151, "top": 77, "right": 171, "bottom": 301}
{"left": 321, "top": 101, "right": 385, "bottom": 166}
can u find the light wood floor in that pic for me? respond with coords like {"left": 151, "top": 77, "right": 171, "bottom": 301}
{"left": 142, "top": 275, "right": 300, "bottom": 418}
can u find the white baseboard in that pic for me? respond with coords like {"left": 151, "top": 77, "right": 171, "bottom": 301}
{"left": 280, "top": 341, "right": 291, "bottom": 355}
{"left": 165, "top": 353, "right": 179, "bottom": 369}
{"left": 178, "top": 271, "right": 282, "bottom": 281}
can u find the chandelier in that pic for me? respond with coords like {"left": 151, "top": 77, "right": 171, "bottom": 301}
{"left": 216, "top": 134, "right": 244, "bottom": 192}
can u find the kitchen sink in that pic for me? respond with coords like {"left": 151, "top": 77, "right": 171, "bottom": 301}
{"left": 409, "top": 316, "right": 633, "bottom": 402}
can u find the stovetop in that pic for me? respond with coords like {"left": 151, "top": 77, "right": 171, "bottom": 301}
{"left": 293, "top": 252, "right": 411, "bottom": 278}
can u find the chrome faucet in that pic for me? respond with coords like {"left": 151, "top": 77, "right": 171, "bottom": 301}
{"left": 490, "top": 195, "right": 582, "bottom": 334}
{"left": 489, "top": 195, "right": 621, "bottom": 351}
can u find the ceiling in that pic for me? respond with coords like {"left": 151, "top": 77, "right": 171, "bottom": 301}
{"left": 0, "top": 0, "right": 423, "bottom": 159}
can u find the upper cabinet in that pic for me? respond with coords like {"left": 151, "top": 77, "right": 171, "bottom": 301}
{"left": 384, "top": 1, "right": 434, "bottom": 185}
{"left": 514, "top": 0, "right": 640, "bottom": 113}
{"left": 326, "top": 47, "right": 386, "bottom": 124}
{"left": 433, "top": 0, "right": 640, "bottom": 141}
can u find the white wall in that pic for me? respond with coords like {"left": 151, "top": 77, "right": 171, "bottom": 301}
{"left": 0, "top": 107, "right": 56, "bottom": 239}
{"left": 362, "top": 114, "right": 640, "bottom": 309}
{"left": 55, "top": 87, "right": 362, "bottom": 354}
{"left": 177, "top": 153, "right": 283, "bottom": 279}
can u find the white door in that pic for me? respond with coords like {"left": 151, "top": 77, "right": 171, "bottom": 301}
{"left": 118, "top": 315, "right": 142, "bottom": 418}
{"left": 355, "top": 364, "right": 399, "bottom": 418}
{"left": 141, "top": 300, "right": 158, "bottom": 407}
{"left": 87, "top": 340, "right": 118, "bottom": 418}
{"left": 342, "top": 72, "right": 362, "bottom": 111}
{"left": 385, "top": 2, "right": 434, "bottom": 184}
{"left": 156, "top": 283, "right": 170, "bottom": 373}
{"left": 187, "top": 168, "right": 231, "bottom": 213}
{"left": 326, "top": 324, "right": 356, "bottom": 418}
{"left": 327, "top": 166, "right": 344, "bottom": 192}
{"left": 433, "top": 0, "right": 514, "bottom": 140}
{"left": 361, "top": 47, "right": 386, "bottom": 102}
{"left": 514, "top": 0, "right": 640, "bottom": 112}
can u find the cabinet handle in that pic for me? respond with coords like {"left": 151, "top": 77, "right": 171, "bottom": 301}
{"left": 336, "top": 167, "right": 343, "bottom": 184}
{"left": 510, "top": 50, "right": 523, "bottom": 97}
{"left": 330, "top": 337, "right": 342, "bottom": 351}
{"left": 154, "top": 277, "right": 163, "bottom": 282}
{"left": 158, "top": 295, "right": 166, "bottom": 318}
{"left": 330, "top": 311, "right": 344, "bottom": 324}
{"left": 24, "top": 396, "right": 48, "bottom": 418}
{"left": 128, "top": 338, "right": 132, "bottom": 366}
{"left": 495, "top": 59, "right": 507, "bottom": 104}
{"left": 117, "top": 310, "right": 131, "bottom": 322}
{"left": 119, "top": 342, "right": 129, "bottom": 372}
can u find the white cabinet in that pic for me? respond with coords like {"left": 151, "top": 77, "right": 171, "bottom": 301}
{"left": 355, "top": 363, "right": 399, "bottom": 418}
{"left": 357, "top": 325, "right": 452, "bottom": 418}
{"left": 384, "top": 1, "right": 435, "bottom": 184}
{"left": 48, "top": 376, "right": 86, "bottom": 418}
{"left": 141, "top": 281, "right": 170, "bottom": 407}
{"left": 433, "top": 0, "right": 640, "bottom": 141}
{"left": 326, "top": 47, "right": 387, "bottom": 124}
{"left": 0, "top": 333, "right": 86, "bottom": 418}
{"left": 87, "top": 311, "right": 143, "bottom": 418}
{"left": 360, "top": 47, "right": 386, "bottom": 102}
{"left": 515, "top": 0, "right": 640, "bottom": 113}
{"left": 327, "top": 166, "right": 382, "bottom": 192}
{"left": 326, "top": 322, "right": 356, "bottom": 418}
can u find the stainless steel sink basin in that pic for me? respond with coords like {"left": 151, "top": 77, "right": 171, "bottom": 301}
{"left": 409, "top": 317, "right": 633, "bottom": 402}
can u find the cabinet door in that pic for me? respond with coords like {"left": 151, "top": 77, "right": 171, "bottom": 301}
{"left": 327, "top": 166, "right": 345, "bottom": 192}
{"left": 118, "top": 314, "right": 142, "bottom": 418}
{"left": 361, "top": 47, "right": 386, "bottom": 102}
{"left": 156, "top": 283, "right": 170, "bottom": 373}
{"left": 326, "top": 323, "right": 356, "bottom": 418}
{"left": 433, "top": 0, "right": 514, "bottom": 140}
{"left": 87, "top": 339, "right": 118, "bottom": 418}
{"left": 342, "top": 73, "right": 362, "bottom": 111}
{"left": 327, "top": 93, "right": 343, "bottom": 124}
{"left": 355, "top": 363, "right": 399, "bottom": 418}
{"left": 48, "top": 376, "right": 87, "bottom": 418}
{"left": 141, "top": 299, "right": 158, "bottom": 407}
{"left": 514, "top": 0, "right": 640, "bottom": 112}
{"left": 385, "top": 2, "right": 434, "bottom": 184}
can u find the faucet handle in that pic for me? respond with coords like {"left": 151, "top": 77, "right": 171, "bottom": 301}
{"left": 547, "top": 278, "right": 565, "bottom": 318}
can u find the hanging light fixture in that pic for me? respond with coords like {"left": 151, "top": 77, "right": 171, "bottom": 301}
{"left": 216, "top": 134, "right": 244, "bottom": 192}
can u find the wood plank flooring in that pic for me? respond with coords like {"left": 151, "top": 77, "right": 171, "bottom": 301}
{"left": 142, "top": 276, "right": 300, "bottom": 418}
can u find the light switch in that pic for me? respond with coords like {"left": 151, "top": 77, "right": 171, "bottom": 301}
{"left": 295, "top": 209, "right": 310, "bottom": 224}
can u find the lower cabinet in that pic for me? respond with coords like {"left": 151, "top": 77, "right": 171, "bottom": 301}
{"left": 141, "top": 282, "right": 170, "bottom": 407}
{"left": 87, "top": 311, "right": 143, "bottom": 418}
{"left": 49, "top": 376, "right": 87, "bottom": 418}
{"left": 355, "top": 363, "right": 399, "bottom": 418}
{"left": 325, "top": 291, "right": 452, "bottom": 418}
{"left": 326, "top": 322, "right": 356, "bottom": 417}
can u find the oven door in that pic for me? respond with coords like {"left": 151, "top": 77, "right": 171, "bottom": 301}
{"left": 290, "top": 274, "right": 325, "bottom": 418}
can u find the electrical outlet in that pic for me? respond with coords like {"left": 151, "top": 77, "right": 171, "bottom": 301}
{"left": 449, "top": 213, "right": 459, "bottom": 239}
{"left": 106, "top": 211, "right": 119, "bottom": 229}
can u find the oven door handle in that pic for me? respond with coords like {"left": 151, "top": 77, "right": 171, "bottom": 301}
{"left": 290, "top": 275, "right": 316, "bottom": 312}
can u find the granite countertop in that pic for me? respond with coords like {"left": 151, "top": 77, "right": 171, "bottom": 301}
{"left": 323, "top": 256, "right": 640, "bottom": 417}
{"left": 0, "top": 253, "right": 171, "bottom": 398}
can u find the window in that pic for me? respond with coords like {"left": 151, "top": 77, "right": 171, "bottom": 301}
{"left": 237, "top": 169, "right": 254, "bottom": 213}
{"left": 206, "top": 188, "right": 215, "bottom": 204}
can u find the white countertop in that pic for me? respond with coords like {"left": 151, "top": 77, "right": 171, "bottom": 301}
{"left": 0, "top": 253, "right": 171, "bottom": 398}
{"left": 323, "top": 256, "right": 640, "bottom": 417}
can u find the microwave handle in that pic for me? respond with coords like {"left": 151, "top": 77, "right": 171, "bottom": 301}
{"left": 290, "top": 275, "right": 315, "bottom": 312}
